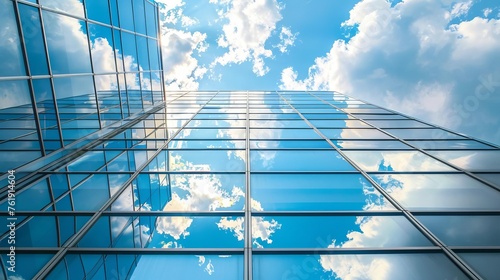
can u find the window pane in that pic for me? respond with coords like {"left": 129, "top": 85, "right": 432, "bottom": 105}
{"left": 251, "top": 174, "right": 394, "bottom": 211}
{"left": 252, "top": 215, "right": 430, "bottom": 248}
{"left": 372, "top": 174, "right": 500, "bottom": 210}
{"left": 458, "top": 253, "right": 500, "bottom": 280}
{"left": 43, "top": 11, "right": 92, "bottom": 74}
{"left": 416, "top": 215, "right": 500, "bottom": 246}
{"left": 428, "top": 150, "right": 500, "bottom": 171}
{"left": 19, "top": 4, "right": 49, "bottom": 75}
{"left": 344, "top": 151, "right": 455, "bottom": 172}
{"left": 0, "top": 0, "right": 27, "bottom": 76}
{"left": 251, "top": 150, "right": 355, "bottom": 171}
{"left": 253, "top": 254, "right": 467, "bottom": 280}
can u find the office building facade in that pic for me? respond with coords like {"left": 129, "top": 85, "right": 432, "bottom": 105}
{"left": 1, "top": 0, "right": 500, "bottom": 280}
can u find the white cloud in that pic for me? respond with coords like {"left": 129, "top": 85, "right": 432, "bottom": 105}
{"left": 449, "top": 0, "right": 473, "bottom": 19}
{"left": 483, "top": 8, "right": 493, "bottom": 17}
{"left": 279, "top": 0, "right": 500, "bottom": 145}
{"left": 275, "top": 27, "right": 298, "bottom": 53}
{"left": 210, "top": 0, "right": 284, "bottom": 76}
{"left": 160, "top": 25, "right": 208, "bottom": 91}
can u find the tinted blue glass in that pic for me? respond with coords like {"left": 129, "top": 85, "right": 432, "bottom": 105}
{"left": 72, "top": 174, "right": 110, "bottom": 210}
{"left": 251, "top": 215, "right": 431, "bottom": 248}
{"left": 320, "top": 128, "right": 393, "bottom": 139}
{"left": 250, "top": 140, "right": 332, "bottom": 149}
{"left": 3, "top": 216, "right": 57, "bottom": 247}
{"left": 85, "top": 0, "right": 111, "bottom": 24}
{"left": 79, "top": 216, "right": 112, "bottom": 247}
{"left": 136, "top": 36, "right": 149, "bottom": 70}
{"left": 407, "top": 140, "right": 494, "bottom": 149}
{"left": 2, "top": 254, "right": 53, "bottom": 280}
{"left": 148, "top": 39, "right": 160, "bottom": 70}
{"left": 168, "top": 150, "right": 245, "bottom": 171}
{"left": 43, "top": 11, "right": 92, "bottom": 74}
{"left": 133, "top": 0, "right": 147, "bottom": 35}
{"left": 458, "top": 253, "right": 500, "bottom": 280}
{"left": 88, "top": 24, "right": 116, "bottom": 73}
{"left": 344, "top": 151, "right": 455, "bottom": 172}
{"left": 251, "top": 150, "right": 355, "bottom": 171}
{"left": 385, "top": 128, "right": 465, "bottom": 140}
{"left": 416, "top": 215, "right": 500, "bottom": 246}
{"left": 0, "top": 80, "right": 32, "bottom": 110}
{"left": 250, "top": 128, "right": 321, "bottom": 139}
{"left": 131, "top": 255, "right": 243, "bottom": 280}
{"left": 19, "top": 4, "right": 49, "bottom": 75}
{"left": 40, "top": 0, "right": 84, "bottom": 17}
{"left": 164, "top": 174, "right": 245, "bottom": 211}
{"left": 145, "top": 3, "right": 157, "bottom": 37}
{"left": 0, "top": 0, "right": 26, "bottom": 76}
{"left": 333, "top": 140, "right": 410, "bottom": 149}
{"left": 428, "top": 150, "right": 500, "bottom": 171}
{"left": 253, "top": 254, "right": 467, "bottom": 280}
{"left": 16, "top": 179, "right": 51, "bottom": 210}
{"left": 372, "top": 174, "right": 500, "bottom": 210}
{"left": 366, "top": 119, "right": 430, "bottom": 128}
{"left": 118, "top": 0, "right": 134, "bottom": 31}
{"left": 121, "top": 32, "right": 139, "bottom": 72}
{"left": 251, "top": 174, "right": 394, "bottom": 211}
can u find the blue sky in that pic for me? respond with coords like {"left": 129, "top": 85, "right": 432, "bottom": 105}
{"left": 157, "top": 0, "right": 500, "bottom": 145}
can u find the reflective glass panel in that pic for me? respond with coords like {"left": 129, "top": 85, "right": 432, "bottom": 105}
{"left": 252, "top": 215, "right": 430, "bottom": 248}
{"left": 251, "top": 174, "right": 394, "bottom": 211}
{"left": 384, "top": 128, "right": 465, "bottom": 140}
{"left": 372, "top": 174, "right": 500, "bottom": 210}
{"left": 251, "top": 150, "right": 355, "bottom": 171}
{"left": 0, "top": 0, "right": 27, "bottom": 76}
{"left": 458, "top": 253, "right": 500, "bottom": 280}
{"left": 428, "top": 150, "right": 500, "bottom": 171}
{"left": 253, "top": 254, "right": 467, "bottom": 280}
{"left": 416, "top": 215, "right": 500, "bottom": 246}
{"left": 344, "top": 151, "right": 455, "bottom": 172}
{"left": 407, "top": 140, "right": 494, "bottom": 150}
{"left": 19, "top": 4, "right": 49, "bottom": 75}
{"left": 43, "top": 11, "right": 92, "bottom": 74}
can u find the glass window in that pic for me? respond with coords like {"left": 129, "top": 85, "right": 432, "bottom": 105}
{"left": 168, "top": 150, "right": 246, "bottom": 172}
{"left": 148, "top": 39, "right": 160, "bottom": 70}
{"left": 384, "top": 128, "right": 465, "bottom": 140}
{"left": 309, "top": 119, "right": 371, "bottom": 128}
{"left": 251, "top": 215, "right": 430, "bottom": 248}
{"left": 40, "top": 0, "right": 84, "bottom": 17}
{"left": 72, "top": 174, "right": 110, "bottom": 210}
{"left": 407, "top": 140, "right": 494, "bottom": 149}
{"left": 250, "top": 140, "right": 332, "bottom": 149}
{"left": 133, "top": 0, "right": 147, "bottom": 35}
{"left": 0, "top": 80, "right": 32, "bottom": 111}
{"left": 175, "top": 128, "right": 246, "bottom": 139}
{"left": 320, "top": 128, "right": 393, "bottom": 139}
{"left": 163, "top": 174, "right": 245, "bottom": 211}
{"left": 428, "top": 150, "right": 500, "bottom": 171}
{"left": 19, "top": 4, "right": 49, "bottom": 75}
{"left": 85, "top": 0, "right": 111, "bottom": 24}
{"left": 251, "top": 128, "right": 321, "bottom": 139}
{"left": 250, "top": 120, "right": 310, "bottom": 128}
{"left": 136, "top": 36, "right": 149, "bottom": 70}
{"left": 145, "top": 3, "right": 157, "bottom": 37}
{"left": 117, "top": 0, "right": 134, "bottom": 31}
{"left": 43, "top": 10, "right": 92, "bottom": 74}
{"left": 473, "top": 173, "right": 500, "bottom": 187}
{"left": 372, "top": 174, "right": 500, "bottom": 210}
{"left": 89, "top": 24, "right": 116, "bottom": 74}
{"left": 251, "top": 174, "right": 394, "bottom": 211}
{"left": 416, "top": 215, "right": 500, "bottom": 246}
{"left": 344, "top": 151, "right": 455, "bottom": 172}
{"left": 458, "top": 253, "right": 500, "bottom": 280}
{"left": 253, "top": 254, "right": 467, "bottom": 280}
{"left": 1, "top": 254, "right": 53, "bottom": 280}
{"left": 131, "top": 254, "right": 243, "bottom": 279}
{"left": 121, "top": 32, "right": 139, "bottom": 71}
{"left": 0, "top": 0, "right": 27, "bottom": 76}
{"left": 366, "top": 119, "right": 430, "bottom": 128}
{"left": 251, "top": 150, "right": 355, "bottom": 171}
{"left": 333, "top": 140, "right": 410, "bottom": 149}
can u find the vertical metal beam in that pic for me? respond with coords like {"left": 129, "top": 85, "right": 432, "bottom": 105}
{"left": 12, "top": 0, "right": 46, "bottom": 156}
{"left": 244, "top": 90, "right": 252, "bottom": 280}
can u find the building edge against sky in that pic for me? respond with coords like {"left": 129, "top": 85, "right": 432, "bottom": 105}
{"left": 1, "top": 0, "right": 500, "bottom": 280}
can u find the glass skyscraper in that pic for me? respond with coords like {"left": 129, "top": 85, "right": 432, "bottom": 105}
{"left": 1, "top": 1, "right": 500, "bottom": 280}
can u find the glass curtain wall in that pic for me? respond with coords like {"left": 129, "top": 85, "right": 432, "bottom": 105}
{"left": 0, "top": 90, "right": 499, "bottom": 279}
